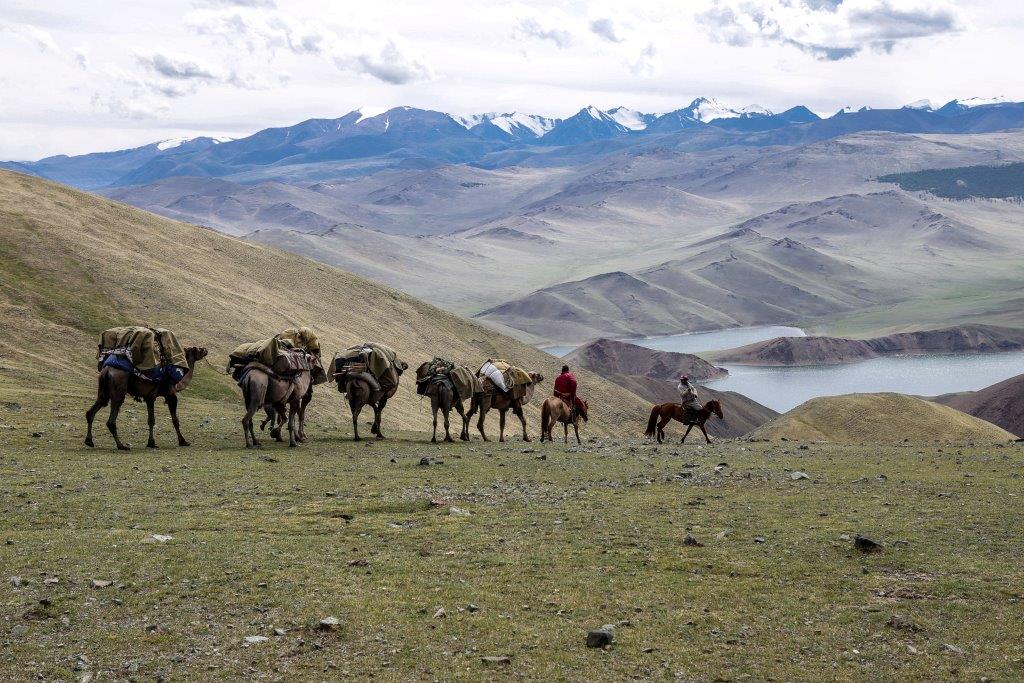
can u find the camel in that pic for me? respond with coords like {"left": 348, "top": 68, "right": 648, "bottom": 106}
{"left": 415, "top": 362, "right": 471, "bottom": 443}
{"left": 540, "top": 395, "right": 588, "bottom": 444}
{"left": 645, "top": 400, "right": 724, "bottom": 444}
{"left": 259, "top": 357, "right": 325, "bottom": 443}
{"left": 240, "top": 357, "right": 315, "bottom": 448}
{"left": 336, "top": 363, "right": 408, "bottom": 441}
{"left": 466, "top": 372, "right": 544, "bottom": 442}
{"left": 85, "top": 347, "right": 208, "bottom": 451}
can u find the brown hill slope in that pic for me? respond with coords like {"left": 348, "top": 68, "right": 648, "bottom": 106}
{"left": 714, "top": 325, "right": 1024, "bottom": 365}
{"left": 0, "top": 170, "right": 647, "bottom": 436}
{"left": 565, "top": 338, "right": 727, "bottom": 381}
{"left": 933, "top": 374, "right": 1024, "bottom": 437}
{"left": 749, "top": 393, "right": 1015, "bottom": 443}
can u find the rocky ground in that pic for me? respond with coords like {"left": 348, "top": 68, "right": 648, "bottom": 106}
{"left": 2, "top": 391, "right": 1024, "bottom": 680}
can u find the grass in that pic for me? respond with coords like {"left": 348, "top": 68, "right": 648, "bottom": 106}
{"left": 3, "top": 389, "right": 1023, "bottom": 680}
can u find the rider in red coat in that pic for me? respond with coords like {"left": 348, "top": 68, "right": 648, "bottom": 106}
{"left": 554, "top": 365, "right": 588, "bottom": 421}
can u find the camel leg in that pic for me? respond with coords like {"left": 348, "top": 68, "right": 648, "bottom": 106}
{"left": 145, "top": 397, "right": 157, "bottom": 448}
{"left": 514, "top": 404, "right": 530, "bottom": 442}
{"left": 374, "top": 397, "right": 388, "bottom": 440}
{"left": 165, "top": 394, "right": 189, "bottom": 447}
{"left": 443, "top": 406, "right": 454, "bottom": 443}
{"left": 699, "top": 423, "right": 711, "bottom": 444}
{"left": 85, "top": 374, "right": 110, "bottom": 448}
{"left": 498, "top": 409, "right": 507, "bottom": 443}
{"left": 286, "top": 399, "right": 298, "bottom": 448}
{"left": 455, "top": 402, "right": 470, "bottom": 441}
{"left": 431, "top": 397, "right": 439, "bottom": 444}
{"left": 681, "top": 424, "right": 694, "bottom": 444}
{"left": 297, "top": 391, "right": 311, "bottom": 442}
{"left": 350, "top": 397, "right": 362, "bottom": 442}
{"left": 106, "top": 393, "right": 130, "bottom": 451}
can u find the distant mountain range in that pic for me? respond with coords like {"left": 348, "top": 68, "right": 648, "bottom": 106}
{"left": 4, "top": 97, "right": 1024, "bottom": 190}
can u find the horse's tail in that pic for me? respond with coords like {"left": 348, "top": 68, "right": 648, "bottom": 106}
{"left": 645, "top": 405, "right": 660, "bottom": 438}
{"left": 540, "top": 398, "right": 551, "bottom": 441}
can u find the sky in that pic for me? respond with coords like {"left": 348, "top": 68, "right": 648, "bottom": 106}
{"left": 1, "top": 0, "right": 1023, "bottom": 159}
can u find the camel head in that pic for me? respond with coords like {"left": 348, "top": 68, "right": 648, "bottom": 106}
{"left": 706, "top": 399, "right": 724, "bottom": 419}
{"left": 396, "top": 361, "right": 409, "bottom": 375}
{"left": 529, "top": 371, "right": 544, "bottom": 384}
{"left": 185, "top": 347, "right": 209, "bottom": 363}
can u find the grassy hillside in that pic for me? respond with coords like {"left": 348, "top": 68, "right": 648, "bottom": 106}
{"left": 0, "top": 170, "right": 648, "bottom": 437}
{"left": 750, "top": 393, "right": 1015, "bottom": 443}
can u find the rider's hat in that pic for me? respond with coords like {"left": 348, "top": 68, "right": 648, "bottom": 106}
{"left": 680, "top": 374, "right": 689, "bottom": 381}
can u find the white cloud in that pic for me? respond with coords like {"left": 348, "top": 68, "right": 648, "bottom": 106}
{"left": 73, "top": 48, "right": 89, "bottom": 70}
{"left": 335, "top": 38, "right": 433, "bottom": 85}
{"left": 630, "top": 42, "right": 658, "bottom": 76}
{"left": 697, "top": 0, "right": 964, "bottom": 61}
{"left": 1, "top": 22, "right": 59, "bottom": 53}
{"left": 589, "top": 17, "right": 624, "bottom": 43}
{"left": 514, "top": 16, "right": 574, "bottom": 48}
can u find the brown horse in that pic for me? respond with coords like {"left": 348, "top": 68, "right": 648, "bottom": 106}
{"left": 85, "top": 347, "right": 208, "bottom": 451}
{"left": 466, "top": 372, "right": 544, "bottom": 442}
{"left": 645, "top": 400, "right": 724, "bottom": 444}
{"left": 540, "top": 395, "right": 588, "bottom": 444}
{"left": 240, "top": 357, "right": 315, "bottom": 448}
{"left": 335, "top": 362, "right": 409, "bottom": 441}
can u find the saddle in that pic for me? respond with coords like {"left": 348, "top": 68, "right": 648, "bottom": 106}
{"left": 680, "top": 406, "right": 701, "bottom": 424}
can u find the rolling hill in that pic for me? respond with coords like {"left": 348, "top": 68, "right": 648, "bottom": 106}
{"left": 932, "top": 373, "right": 1024, "bottom": 437}
{"left": 0, "top": 170, "right": 649, "bottom": 436}
{"left": 748, "top": 393, "right": 1015, "bottom": 442}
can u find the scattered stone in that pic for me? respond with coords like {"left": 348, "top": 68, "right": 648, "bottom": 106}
{"left": 142, "top": 534, "right": 174, "bottom": 544}
{"left": 317, "top": 617, "right": 340, "bottom": 631}
{"left": 854, "top": 536, "right": 883, "bottom": 553}
{"left": 259, "top": 456, "right": 278, "bottom": 463}
{"left": 887, "top": 614, "right": 922, "bottom": 632}
{"left": 521, "top": 448, "right": 536, "bottom": 454}
{"left": 325, "top": 491, "right": 338, "bottom": 497}
{"left": 682, "top": 534, "right": 704, "bottom": 547}
{"left": 243, "top": 635, "right": 269, "bottom": 645}
{"left": 838, "top": 534, "right": 852, "bottom": 541}
{"left": 943, "top": 643, "right": 965, "bottom": 656}
{"left": 90, "top": 580, "right": 113, "bottom": 589}
{"left": 9, "top": 576, "right": 24, "bottom": 587}
{"left": 536, "top": 454, "right": 546, "bottom": 460}
{"left": 753, "top": 536, "right": 766, "bottom": 544}
{"left": 466, "top": 603, "right": 480, "bottom": 613}
{"left": 273, "top": 627, "right": 286, "bottom": 637}
{"left": 876, "top": 474, "right": 888, "bottom": 483}
{"left": 448, "top": 507, "right": 471, "bottom": 516}
{"left": 790, "top": 471, "right": 810, "bottom": 481}
{"left": 43, "top": 576, "right": 59, "bottom": 585}
{"left": 346, "top": 559, "right": 369, "bottom": 567}
{"left": 418, "top": 457, "right": 431, "bottom": 466}
{"left": 433, "top": 607, "right": 447, "bottom": 619}
{"left": 31, "top": 432, "right": 43, "bottom": 438}
{"left": 481, "top": 655, "right": 512, "bottom": 665}
{"left": 586, "top": 627, "right": 614, "bottom": 648}
{"left": 797, "top": 444, "right": 809, "bottom": 450}
{"left": 715, "top": 529, "right": 731, "bottom": 540}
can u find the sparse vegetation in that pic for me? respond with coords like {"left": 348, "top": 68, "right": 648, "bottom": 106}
{"left": 879, "top": 162, "right": 1024, "bottom": 199}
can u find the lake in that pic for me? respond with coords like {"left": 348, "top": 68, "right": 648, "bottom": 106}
{"left": 540, "top": 325, "right": 1024, "bottom": 413}
{"left": 710, "top": 351, "right": 1024, "bottom": 412}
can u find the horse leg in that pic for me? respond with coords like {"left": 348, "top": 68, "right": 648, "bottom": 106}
{"left": 573, "top": 421, "right": 582, "bottom": 445}
{"left": 165, "top": 394, "right": 189, "bottom": 447}
{"left": 699, "top": 422, "right": 711, "bottom": 444}
{"left": 563, "top": 420, "right": 569, "bottom": 444}
{"left": 145, "top": 396, "right": 157, "bottom": 448}
{"left": 85, "top": 373, "right": 110, "bottom": 448}
{"left": 657, "top": 415, "right": 672, "bottom": 444}
{"left": 681, "top": 424, "right": 694, "bottom": 444}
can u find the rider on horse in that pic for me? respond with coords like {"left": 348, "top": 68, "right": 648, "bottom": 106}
{"left": 554, "top": 365, "right": 588, "bottom": 422}
{"left": 677, "top": 374, "right": 701, "bottom": 422}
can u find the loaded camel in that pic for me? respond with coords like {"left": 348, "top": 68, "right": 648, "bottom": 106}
{"left": 333, "top": 351, "right": 408, "bottom": 441}
{"left": 645, "top": 400, "right": 724, "bottom": 444}
{"left": 540, "top": 395, "right": 589, "bottom": 444}
{"left": 415, "top": 361, "right": 473, "bottom": 443}
{"left": 466, "top": 370, "right": 544, "bottom": 442}
{"left": 85, "top": 346, "right": 208, "bottom": 451}
{"left": 259, "top": 358, "right": 326, "bottom": 443}
{"left": 239, "top": 353, "right": 316, "bottom": 448}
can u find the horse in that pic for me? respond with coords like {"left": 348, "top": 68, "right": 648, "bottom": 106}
{"left": 645, "top": 399, "right": 724, "bottom": 444}
{"left": 240, "top": 355, "right": 315, "bottom": 448}
{"left": 466, "top": 372, "right": 544, "bottom": 442}
{"left": 85, "top": 347, "right": 208, "bottom": 451}
{"left": 540, "top": 395, "right": 588, "bottom": 444}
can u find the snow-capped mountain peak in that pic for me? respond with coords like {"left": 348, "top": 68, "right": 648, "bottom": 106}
{"left": 604, "top": 106, "right": 653, "bottom": 131}
{"left": 488, "top": 112, "right": 557, "bottom": 137}
{"left": 903, "top": 99, "right": 934, "bottom": 111}
{"left": 737, "top": 104, "right": 773, "bottom": 117}
{"left": 956, "top": 96, "right": 1007, "bottom": 108}
{"left": 685, "top": 97, "right": 739, "bottom": 122}
{"left": 156, "top": 135, "right": 233, "bottom": 152}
